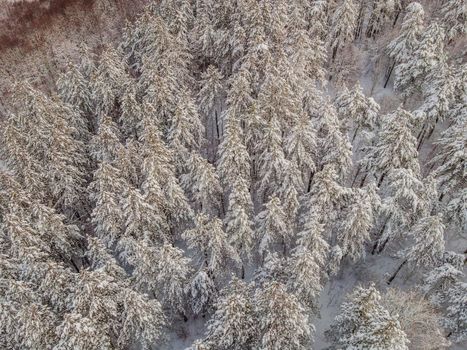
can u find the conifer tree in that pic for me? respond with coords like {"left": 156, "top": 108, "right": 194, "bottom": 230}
{"left": 366, "top": 0, "right": 398, "bottom": 38}
{"left": 256, "top": 196, "right": 290, "bottom": 259}
{"left": 386, "top": 2, "right": 425, "bottom": 87}
{"left": 91, "top": 46, "right": 128, "bottom": 117}
{"left": 89, "top": 160, "right": 125, "bottom": 245}
{"left": 362, "top": 107, "right": 419, "bottom": 187}
{"left": 329, "top": 0, "right": 358, "bottom": 60}
{"left": 405, "top": 214, "right": 445, "bottom": 268}
{"left": 338, "top": 184, "right": 381, "bottom": 261}
{"left": 444, "top": 282, "right": 467, "bottom": 342}
{"left": 217, "top": 115, "right": 250, "bottom": 189}
{"left": 224, "top": 177, "right": 255, "bottom": 263}
{"left": 394, "top": 22, "right": 445, "bottom": 95}
{"left": 335, "top": 83, "right": 380, "bottom": 142}
{"left": 440, "top": 0, "right": 466, "bottom": 41}
{"left": 182, "top": 152, "right": 222, "bottom": 214}
{"left": 255, "top": 281, "right": 312, "bottom": 350}
{"left": 326, "top": 284, "right": 409, "bottom": 350}
{"left": 196, "top": 278, "right": 257, "bottom": 349}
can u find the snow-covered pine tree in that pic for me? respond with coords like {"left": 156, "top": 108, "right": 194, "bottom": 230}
{"left": 256, "top": 114, "right": 288, "bottom": 200}
{"left": 335, "top": 83, "right": 380, "bottom": 142}
{"left": 217, "top": 114, "right": 250, "bottom": 190}
{"left": 255, "top": 280, "right": 312, "bottom": 350}
{"left": 440, "top": 0, "right": 466, "bottom": 41}
{"left": 224, "top": 177, "right": 255, "bottom": 265}
{"left": 329, "top": 0, "right": 358, "bottom": 60}
{"left": 443, "top": 282, "right": 467, "bottom": 342}
{"left": 183, "top": 213, "right": 240, "bottom": 278}
{"left": 284, "top": 114, "right": 317, "bottom": 186}
{"left": 182, "top": 152, "right": 222, "bottom": 215}
{"left": 394, "top": 22, "right": 445, "bottom": 96}
{"left": 90, "top": 114, "right": 122, "bottom": 162}
{"left": 338, "top": 183, "right": 380, "bottom": 261}
{"left": 375, "top": 169, "right": 436, "bottom": 253}
{"left": 362, "top": 107, "right": 419, "bottom": 187}
{"left": 119, "top": 82, "right": 144, "bottom": 139}
{"left": 326, "top": 283, "right": 409, "bottom": 349}
{"left": 91, "top": 46, "right": 128, "bottom": 117}
{"left": 195, "top": 277, "right": 257, "bottom": 349}
{"left": 386, "top": 2, "right": 425, "bottom": 88}
{"left": 405, "top": 214, "right": 446, "bottom": 268}
{"left": 256, "top": 196, "right": 290, "bottom": 259}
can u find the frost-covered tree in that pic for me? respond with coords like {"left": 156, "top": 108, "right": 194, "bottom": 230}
{"left": 256, "top": 115, "right": 288, "bottom": 200}
{"left": 329, "top": 0, "right": 358, "bottom": 60}
{"left": 120, "top": 82, "right": 144, "bottom": 139}
{"left": 256, "top": 196, "right": 290, "bottom": 259}
{"left": 406, "top": 214, "right": 445, "bottom": 268}
{"left": 183, "top": 214, "right": 240, "bottom": 276}
{"left": 90, "top": 114, "right": 122, "bottom": 162}
{"left": 394, "top": 22, "right": 445, "bottom": 95}
{"left": 338, "top": 184, "right": 380, "bottom": 261}
{"left": 326, "top": 284, "right": 409, "bottom": 350}
{"left": 335, "top": 83, "right": 380, "bottom": 141}
{"left": 182, "top": 152, "right": 222, "bottom": 214}
{"left": 91, "top": 46, "right": 128, "bottom": 117}
{"left": 386, "top": 2, "right": 425, "bottom": 87}
{"left": 375, "top": 169, "right": 436, "bottom": 253}
{"left": 255, "top": 281, "right": 312, "bottom": 350}
{"left": 287, "top": 245, "right": 323, "bottom": 310}
{"left": 422, "top": 263, "right": 464, "bottom": 304}
{"left": 195, "top": 278, "right": 257, "bottom": 349}
{"left": 151, "top": 242, "right": 192, "bottom": 315}
{"left": 224, "top": 177, "right": 255, "bottom": 264}
{"left": 362, "top": 107, "right": 419, "bottom": 186}
{"left": 217, "top": 115, "right": 250, "bottom": 189}
{"left": 284, "top": 114, "right": 317, "bottom": 185}
{"left": 444, "top": 282, "right": 467, "bottom": 342}
{"left": 440, "top": 0, "right": 466, "bottom": 41}
{"left": 433, "top": 115, "right": 466, "bottom": 203}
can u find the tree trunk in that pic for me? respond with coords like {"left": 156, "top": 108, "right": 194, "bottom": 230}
{"left": 387, "top": 259, "right": 407, "bottom": 285}
{"left": 352, "top": 125, "right": 360, "bottom": 142}
{"left": 377, "top": 172, "right": 386, "bottom": 187}
{"left": 384, "top": 62, "right": 396, "bottom": 88}
{"left": 307, "top": 171, "right": 315, "bottom": 192}
{"left": 371, "top": 216, "right": 390, "bottom": 254}
{"left": 351, "top": 164, "right": 362, "bottom": 187}
{"left": 359, "top": 172, "right": 368, "bottom": 187}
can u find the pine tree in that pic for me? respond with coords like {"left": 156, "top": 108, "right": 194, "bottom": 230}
{"left": 335, "top": 83, "right": 380, "bottom": 142}
{"left": 284, "top": 114, "right": 317, "bottom": 185}
{"left": 182, "top": 152, "right": 222, "bottom": 214}
{"left": 386, "top": 2, "right": 425, "bottom": 88}
{"left": 362, "top": 107, "right": 419, "bottom": 187}
{"left": 405, "top": 214, "right": 445, "bottom": 268}
{"left": 440, "top": 0, "right": 466, "bottom": 41}
{"left": 217, "top": 115, "right": 250, "bottom": 189}
{"left": 120, "top": 82, "right": 144, "bottom": 139}
{"left": 287, "top": 245, "right": 323, "bottom": 310}
{"left": 152, "top": 242, "right": 192, "bottom": 315}
{"left": 256, "top": 196, "right": 290, "bottom": 258}
{"left": 91, "top": 46, "right": 128, "bottom": 117}
{"left": 90, "top": 114, "right": 122, "bottom": 162}
{"left": 326, "top": 283, "right": 409, "bottom": 350}
{"left": 224, "top": 177, "right": 255, "bottom": 262}
{"left": 197, "top": 278, "right": 257, "bottom": 349}
{"left": 394, "top": 22, "right": 445, "bottom": 95}
{"left": 375, "top": 169, "right": 435, "bottom": 253}
{"left": 255, "top": 280, "right": 312, "bottom": 350}
{"left": 329, "top": 0, "right": 358, "bottom": 60}
{"left": 433, "top": 114, "right": 466, "bottom": 202}
{"left": 338, "top": 184, "right": 381, "bottom": 261}
{"left": 444, "top": 282, "right": 467, "bottom": 342}
{"left": 89, "top": 160, "right": 125, "bottom": 245}
{"left": 256, "top": 115, "right": 288, "bottom": 199}
{"left": 183, "top": 214, "right": 240, "bottom": 276}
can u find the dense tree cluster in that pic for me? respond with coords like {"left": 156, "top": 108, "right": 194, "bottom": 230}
{"left": 0, "top": 0, "right": 465, "bottom": 349}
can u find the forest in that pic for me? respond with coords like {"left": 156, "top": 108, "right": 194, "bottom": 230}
{"left": 0, "top": 0, "right": 465, "bottom": 349}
